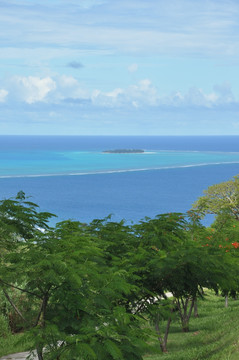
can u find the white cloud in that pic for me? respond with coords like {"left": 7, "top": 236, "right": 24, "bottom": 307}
{"left": 91, "top": 88, "right": 124, "bottom": 107}
{"left": 0, "top": 89, "right": 8, "bottom": 103}
{"left": 90, "top": 80, "right": 238, "bottom": 109}
{"left": 160, "top": 86, "right": 234, "bottom": 108}
{"left": 7, "top": 74, "right": 89, "bottom": 104}
{"left": 91, "top": 79, "right": 168, "bottom": 108}
{"left": 127, "top": 79, "right": 158, "bottom": 105}
{"left": 91, "top": 79, "right": 159, "bottom": 107}
{"left": 4, "top": 74, "right": 238, "bottom": 110}
{"left": 184, "top": 87, "right": 217, "bottom": 107}
{"left": 184, "top": 82, "right": 236, "bottom": 108}
{"left": 55, "top": 75, "right": 89, "bottom": 100}
{"left": 12, "top": 76, "right": 56, "bottom": 104}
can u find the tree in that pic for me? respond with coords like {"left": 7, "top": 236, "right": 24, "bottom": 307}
{"left": 0, "top": 192, "right": 56, "bottom": 337}
{"left": 192, "top": 175, "right": 239, "bottom": 220}
{"left": 1, "top": 192, "right": 236, "bottom": 358}
{"left": 206, "top": 215, "right": 239, "bottom": 307}
{"left": 134, "top": 213, "right": 234, "bottom": 336}
{"left": 132, "top": 214, "right": 194, "bottom": 347}
{"left": 0, "top": 199, "right": 152, "bottom": 360}
{"left": 192, "top": 176, "right": 239, "bottom": 307}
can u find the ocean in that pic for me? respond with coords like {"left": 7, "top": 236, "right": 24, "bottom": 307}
{"left": 0, "top": 135, "right": 239, "bottom": 225}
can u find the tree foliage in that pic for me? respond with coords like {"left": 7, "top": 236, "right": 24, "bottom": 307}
{"left": 192, "top": 175, "right": 239, "bottom": 220}
{"left": 0, "top": 195, "right": 151, "bottom": 359}
{"left": 0, "top": 189, "right": 239, "bottom": 358}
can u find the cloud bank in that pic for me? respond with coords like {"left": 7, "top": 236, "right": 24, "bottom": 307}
{"left": 1, "top": 75, "right": 237, "bottom": 111}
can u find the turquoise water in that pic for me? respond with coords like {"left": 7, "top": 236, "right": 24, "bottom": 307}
{"left": 1, "top": 136, "right": 239, "bottom": 225}
{"left": 1, "top": 149, "right": 239, "bottom": 178}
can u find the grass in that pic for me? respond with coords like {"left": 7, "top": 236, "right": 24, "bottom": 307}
{"left": 144, "top": 291, "right": 239, "bottom": 360}
{"left": 0, "top": 332, "right": 33, "bottom": 357}
{"left": 1, "top": 292, "right": 239, "bottom": 359}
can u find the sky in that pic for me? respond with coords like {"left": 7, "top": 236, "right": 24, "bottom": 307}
{"left": 0, "top": 0, "right": 239, "bottom": 135}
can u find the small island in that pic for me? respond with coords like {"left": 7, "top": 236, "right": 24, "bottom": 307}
{"left": 102, "top": 149, "right": 144, "bottom": 153}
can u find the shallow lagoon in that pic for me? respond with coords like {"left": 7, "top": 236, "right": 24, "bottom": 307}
{"left": 0, "top": 136, "right": 239, "bottom": 225}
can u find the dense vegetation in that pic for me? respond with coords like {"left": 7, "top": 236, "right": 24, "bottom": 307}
{"left": 1, "top": 176, "right": 239, "bottom": 359}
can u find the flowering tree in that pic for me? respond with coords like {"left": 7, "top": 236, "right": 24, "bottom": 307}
{"left": 206, "top": 215, "right": 239, "bottom": 306}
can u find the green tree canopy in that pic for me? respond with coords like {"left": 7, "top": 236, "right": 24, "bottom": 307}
{"left": 192, "top": 175, "right": 239, "bottom": 220}
{"left": 0, "top": 198, "right": 152, "bottom": 360}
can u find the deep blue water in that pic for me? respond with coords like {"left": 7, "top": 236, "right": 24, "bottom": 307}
{"left": 1, "top": 135, "right": 239, "bottom": 152}
{"left": 0, "top": 136, "right": 239, "bottom": 225}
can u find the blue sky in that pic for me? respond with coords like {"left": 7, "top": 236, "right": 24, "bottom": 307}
{"left": 0, "top": 0, "right": 239, "bottom": 135}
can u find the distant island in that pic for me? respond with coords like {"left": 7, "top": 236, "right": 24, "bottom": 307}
{"left": 102, "top": 149, "right": 145, "bottom": 154}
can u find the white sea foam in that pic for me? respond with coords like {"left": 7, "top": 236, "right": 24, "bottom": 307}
{"left": 1, "top": 161, "right": 239, "bottom": 179}
{"left": 142, "top": 151, "right": 157, "bottom": 154}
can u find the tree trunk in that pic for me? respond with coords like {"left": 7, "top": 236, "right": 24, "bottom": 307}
{"left": 3, "top": 289, "right": 27, "bottom": 323}
{"left": 176, "top": 297, "right": 195, "bottom": 332}
{"left": 155, "top": 313, "right": 172, "bottom": 353}
{"left": 160, "top": 316, "right": 172, "bottom": 352}
{"left": 193, "top": 297, "right": 199, "bottom": 318}
{"left": 181, "top": 315, "right": 190, "bottom": 333}
{"left": 160, "top": 342, "right": 168, "bottom": 353}
{"left": 35, "top": 294, "right": 49, "bottom": 360}
{"left": 36, "top": 346, "right": 44, "bottom": 360}
{"left": 225, "top": 295, "right": 229, "bottom": 308}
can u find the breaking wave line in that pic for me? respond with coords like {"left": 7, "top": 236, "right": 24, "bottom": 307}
{"left": 1, "top": 161, "right": 239, "bottom": 179}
